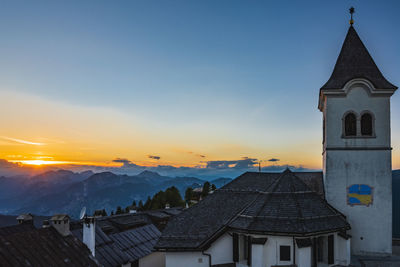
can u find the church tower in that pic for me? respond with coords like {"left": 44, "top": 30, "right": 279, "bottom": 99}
{"left": 319, "top": 15, "right": 397, "bottom": 255}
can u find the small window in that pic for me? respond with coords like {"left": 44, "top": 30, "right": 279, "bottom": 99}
{"left": 361, "top": 113, "right": 373, "bottom": 136}
{"left": 344, "top": 113, "right": 357, "bottom": 136}
{"left": 280, "top": 245, "right": 291, "bottom": 261}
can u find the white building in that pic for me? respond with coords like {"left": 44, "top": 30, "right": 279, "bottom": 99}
{"left": 155, "top": 15, "right": 397, "bottom": 267}
{"left": 157, "top": 170, "right": 351, "bottom": 267}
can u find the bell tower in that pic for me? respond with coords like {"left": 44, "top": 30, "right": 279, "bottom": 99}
{"left": 319, "top": 10, "right": 397, "bottom": 255}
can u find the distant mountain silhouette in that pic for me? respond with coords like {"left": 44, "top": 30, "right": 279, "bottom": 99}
{"left": 0, "top": 169, "right": 232, "bottom": 218}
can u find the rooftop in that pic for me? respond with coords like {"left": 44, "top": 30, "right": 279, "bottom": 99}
{"left": 156, "top": 170, "right": 349, "bottom": 251}
{"left": 0, "top": 224, "right": 97, "bottom": 266}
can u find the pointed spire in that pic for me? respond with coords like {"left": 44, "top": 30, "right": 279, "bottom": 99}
{"left": 321, "top": 25, "right": 397, "bottom": 90}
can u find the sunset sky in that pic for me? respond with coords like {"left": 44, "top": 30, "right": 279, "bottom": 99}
{"left": 0, "top": 0, "right": 399, "bottom": 175}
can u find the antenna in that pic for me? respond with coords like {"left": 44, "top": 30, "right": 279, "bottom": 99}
{"left": 79, "top": 206, "right": 87, "bottom": 220}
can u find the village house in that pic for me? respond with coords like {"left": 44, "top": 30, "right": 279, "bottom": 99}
{"left": 0, "top": 207, "right": 182, "bottom": 267}
{"left": 155, "top": 14, "right": 397, "bottom": 267}
{"left": 0, "top": 215, "right": 98, "bottom": 266}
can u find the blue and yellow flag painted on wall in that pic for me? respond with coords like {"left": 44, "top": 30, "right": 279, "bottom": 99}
{"left": 347, "top": 184, "right": 373, "bottom": 206}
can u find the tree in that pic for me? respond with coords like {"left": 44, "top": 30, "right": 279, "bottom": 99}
{"left": 202, "top": 181, "right": 210, "bottom": 197}
{"left": 111, "top": 211, "right": 114, "bottom": 216}
{"left": 132, "top": 200, "right": 137, "bottom": 207}
{"left": 185, "top": 187, "right": 194, "bottom": 203}
{"left": 143, "top": 196, "right": 152, "bottom": 211}
{"left": 151, "top": 190, "right": 166, "bottom": 210}
{"left": 101, "top": 209, "right": 107, "bottom": 216}
{"left": 116, "top": 206, "right": 123, "bottom": 215}
{"left": 138, "top": 200, "right": 144, "bottom": 211}
{"left": 125, "top": 207, "right": 130, "bottom": 213}
{"left": 211, "top": 184, "right": 216, "bottom": 191}
{"left": 165, "top": 186, "right": 184, "bottom": 207}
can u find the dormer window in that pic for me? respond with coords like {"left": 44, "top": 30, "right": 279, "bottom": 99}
{"left": 344, "top": 113, "right": 357, "bottom": 136}
{"left": 361, "top": 113, "right": 373, "bottom": 136}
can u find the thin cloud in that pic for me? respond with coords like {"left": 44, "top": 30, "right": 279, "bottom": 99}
{"left": 112, "top": 158, "right": 131, "bottom": 164}
{"left": 148, "top": 155, "right": 161, "bottom": 160}
{"left": 205, "top": 158, "right": 258, "bottom": 170}
{"left": 187, "top": 151, "right": 206, "bottom": 158}
{"left": 268, "top": 158, "right": 280, "bottom": 162}
{"left": 0, "top": 136, "right": 45, "bottom": 146}
{"left": 112, "top": 158, "right": 139, "bottom": 168}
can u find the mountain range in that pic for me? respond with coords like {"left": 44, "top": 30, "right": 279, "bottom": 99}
{"left": 0, "top": 169, "right": 231, "bottom": 218}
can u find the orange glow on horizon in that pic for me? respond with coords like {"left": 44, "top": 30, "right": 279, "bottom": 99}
{"left": 10, "top": 160, "right": 70, "bottom": 166}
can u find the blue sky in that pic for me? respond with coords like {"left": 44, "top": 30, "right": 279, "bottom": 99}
{"left": 0, "top": 0, "right": 399, "bottom": 174}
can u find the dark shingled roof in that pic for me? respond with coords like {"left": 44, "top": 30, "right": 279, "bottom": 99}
{"left": 156, "top": 170, "right": 350, "bottom": 250}
{"left": 71, "top": 226, "right": 129, "bottom": 267}
{"left": 96, "top": 207, "right": 182, "bottom": 234}
{"left": 0, "top": 224, "right": 98, "bottom": 266}
{"left": 109, "top": 224, "right": 161, "bottom": 261}
{"left": 321, "top": 26, "right": 397, "bottom": 90}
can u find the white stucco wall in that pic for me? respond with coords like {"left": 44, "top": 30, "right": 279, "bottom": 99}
{"left": 166, "top": 232, "right": 353, "bottom": 267}
{"left": 139, "top": 252, "right": 165, "bottom": 267}
{"left": 165, "top": 251, "right": 208, "bottom": 267}
{"left": 164, "top": 233, "right": 232, "bottom": 267}
{"left": 251, "top": 244, "right": 263, "bottom": 267}
{"left": 322, "top": 84, "right": 393, "bottom": 255}
{"left": 324, "top": 86, "right": 391, "bottom": 149}
{"left": 205, "top": 233, "right": 232, "bottom": 265}
{"left": 335, "top": 234, "right": 351, "bottom": 266}
{"left": 264, "top": 236, "right": 294, "bottom": 267}
{"left": 296, "top": 247, "right": 311, "bottom": 267}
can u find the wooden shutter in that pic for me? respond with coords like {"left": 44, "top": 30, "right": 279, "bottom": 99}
{"left": 233, "top": 233, "right": 239, "bottom": 262}
{"left": 328, "top": 235, "right": 334, "bottom": 264}
{"left": 247, "top": 236, "right": 252, "bottom": 266}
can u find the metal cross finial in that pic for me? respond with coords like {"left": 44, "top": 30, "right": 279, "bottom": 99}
{"left": 349, "top": 7, "right": 355, "bottom": 25}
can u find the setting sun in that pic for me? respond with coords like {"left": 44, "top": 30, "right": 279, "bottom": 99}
{"left": 10, "top": 160, "right": 71, "bottom": 166}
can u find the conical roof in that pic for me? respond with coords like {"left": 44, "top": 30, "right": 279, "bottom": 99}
{"left": 228, "top": 170, "right": 350, "bottom": 235}
{"left": 321, "top": 26, "right": 397, "bottom": 90}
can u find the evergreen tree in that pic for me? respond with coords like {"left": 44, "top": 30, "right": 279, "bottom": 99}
{"left": 132, "top": 200, "right": 137, "bottom": 207}
{"left": 116, "top": 206, "right": 123, "bottom": 215}
{"left": 143, "top": 196, "right": 152, "bottom": 210}
{"left": 165, "top": 186, "right": 184, "bottom": 207}
{"left": 211, "top": 184, "right": 216, "bottom": 191}
{"left": 125, "top": 207, "right": 130, "bottom": 213}
{"left": 138, "top": 200, "right": 144, "bottom": 211}
{"left": 101, "top": 209, "right": 107, "bottom": 216}
{"left": 202, "top": 181, "right": 210, "bottom": 197}
{"left": 111, "top": 211, "right": 114, "bottom": 216}
{"left": 185, "top": 187, "right": 194, "bottom": 203}
{"left": 151, "top": 190, "right": 166, "bottom": 210}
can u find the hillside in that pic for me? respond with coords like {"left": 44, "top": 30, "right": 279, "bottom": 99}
{"left": 0, "top": 169, "right": 231, "bottom": 218}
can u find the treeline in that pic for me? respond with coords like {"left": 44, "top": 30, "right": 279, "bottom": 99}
{"left": 184, "top": 181, "right": 216, "bottom": 206}
{"left": 105, "top": 186, "right": 184, "bottom": 216}
{"left": 99, "top": 182, "right": 217, "bottom": 216}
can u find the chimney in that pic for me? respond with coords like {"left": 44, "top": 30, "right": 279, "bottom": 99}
{"left": 50, "top": 214, "right": 71, "bottom": 236}
{"left": 16, "top": 213, "right": 34, "bottom": 225}
{"left": 83, "top": 216, "right": 96, "bottom": 257}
